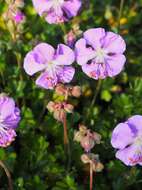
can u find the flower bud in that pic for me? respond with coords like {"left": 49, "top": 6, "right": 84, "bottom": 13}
{"left": 53, "top": 109, "right": 65, "bottom": 122}
{"left": 71, "top": 86, "right": 81, "bottom": 98}
{"left": 64, "top": 103, "right": 74, "bottom": 113}
{"left": 81, "top": 136, "right": 95, "bottom": 152}
{"left": 81, "top": 154, "right": 90, "bottom": 164}
{"left": 74, "top": 131, "right": 83, "bottom": 142}
{"left": 55, "top": 84, "right": 67, "bottom": 96}
{"left": 47, "top": 101, "right": 55, "bottom": 113}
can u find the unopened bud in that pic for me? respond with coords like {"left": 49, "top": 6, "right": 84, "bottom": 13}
{"left": 47, "top": 101, "right": 55, "bottom": 113}
{"left": 81, "top": 136, "right": 95, "bottom": 152}
{"left": 71, "top": 86, "right": 81, "bottom": 98}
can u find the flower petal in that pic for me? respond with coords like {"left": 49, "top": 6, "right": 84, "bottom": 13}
{"left": 81, "top": 63, "right": 107, "bottom": 79}
{"left": 106, "top": 54, "right": 126, "bottom": 77}
{"left": 0, "top": 128, "right": 16, "bottom": 148}
{"left": 57, "top": 66, "right": 75, "bottom": 83}
{"left": 3, "top": 107, "right": 21, "bottom": 129}
{"left": 0, "top": 97, "right": 15, "bottom": 119}
{"left": 111, "top": 123, "right": 134, "bottom": 149}
{"left": 55, "top": 44, "right": 75, "bottom": 65}
{"left": 103, "top": 32, "right": 126, "bottom": 54}
{"left": 84, "top": 28, "right": 106, "bottom": 49}
{"left": 32, "top": 0, "right": 53, "bottom": 16}
{"left": 36, "top": 71, "right": 57, "bottom": 89}
{"left": 116, "top": 144, "right": 142, "bottom": 166}
{"left": 127, "top": 115, "right": 142, "bottom": 133}
{"left": 63, "top": 0, "right": 81, "bottom": 18}
{"left": 24, "top": 43, "right": 55, "bottom": 76}
{"left": 75, "top": 38, "right": 95, "bottom": 65}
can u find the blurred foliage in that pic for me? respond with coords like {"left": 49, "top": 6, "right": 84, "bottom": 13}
{"left": 0, "top": 0, "right": 142, "bottom": 189}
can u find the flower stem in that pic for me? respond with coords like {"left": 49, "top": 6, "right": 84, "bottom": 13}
{"left": 90, "top": 163, "right": 93, "bottom": 190}
{"left": 118, "top": 0, "right": 125, "bottom": 32}
{"left": 0, "top": 160, "right": 13, "bottom": 190}
{"left": 91, "top": 79, "right": 102, "bottom": 107}
{"left": 63, "top": 113, "right": 69, "bottom": 145}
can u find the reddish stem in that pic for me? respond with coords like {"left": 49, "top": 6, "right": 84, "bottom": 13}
{"left": 63, "top": 113, "right": 69, "bottom": 145}
{"left": 0, "top": 160, "right": 13, "bottom": 190}
{"left": 90, "top": 163, "right": 93, "bottom": 190}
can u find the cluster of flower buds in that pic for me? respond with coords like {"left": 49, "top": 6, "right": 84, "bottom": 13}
{"left": 3, "top": 0, "right": 25, "bottom": 40}
{"left": 64, "top": 24, "right": 82, "bottom": 48}
{"left": 74, "top": 125, "right": 101, "bottom": 152}
{"left": 55, "top": 84, "right": 81, "bottom": 99}
{"left": 47, "top": 101, "right": 74, "bottom": 122}
{"left": 81, "top": 153, "right": 104, "bottom": 172}
{"left": 4, "top": 0, "right": 25, "bottom": 23}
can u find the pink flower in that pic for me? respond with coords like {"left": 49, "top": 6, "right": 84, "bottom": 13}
{"left": 14, "top": 11, "right": 25, "bottom": 23}
{"left": 75, "top": 28, "right": 126, "bottom": 79}
{"left": 32, "top": 0, "right": 82, "bottom": 24}
{"left": 24, "top": 43, "right": 75, "bottom": 89}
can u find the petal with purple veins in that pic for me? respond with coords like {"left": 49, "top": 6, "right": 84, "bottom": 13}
{"left": 106, "top": 54, "right": 126, "bottom": 77}
{"left": 57, "top": 66, "right": 75, "bottom": 83}
{"left": 24, "top": 43, "right": 55, "bottom": 76}
{"left": 75, "top": 38, "right": 95, "bottom": 65}
{"left": 84, "top": 28, "right": 106, "bottom": 49}
{"left": 116, "top": 144, "right": 142, "bottom": 166}
{"left": 55, "top": 44, "right": 75, "bottom": 65}
{"left": 36, "top": 71, "right": 57, "bottom": 89}
{"left": 63, "top": 0, "right": 81, "bottom": 18}
{"left": 103, "top": 32, "right": 126, "bottom": 54}
{"left": 111, "top": 123, "right": 134, "bottom": 149}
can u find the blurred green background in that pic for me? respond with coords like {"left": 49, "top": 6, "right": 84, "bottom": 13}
{"left": 0, "top": 0, "right": 142, "bottom": 189}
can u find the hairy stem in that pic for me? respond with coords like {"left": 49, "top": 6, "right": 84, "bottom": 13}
{"left": 91, "top": 79, "right": 102, "bottom": 107}
{"left": 90, "top": 163, "right": 93, "bottom": 190}
{"left": 118, "top": 0, "right": 125, "bottom": 32}
{"left": 0, "top": 160, "right": 13, "bottom": 190}
{"left": 63, "top": 113, "right": 69, "bottom": 145}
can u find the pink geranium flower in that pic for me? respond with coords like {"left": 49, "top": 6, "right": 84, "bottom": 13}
{"left": 24, "top": 43, "right": 75, "bottom": 89}
{"left": 32, "top": 0, "right": 81, "bottom": 24}
{"left": 75, "top": 28, "right": 126, "bottom": 79}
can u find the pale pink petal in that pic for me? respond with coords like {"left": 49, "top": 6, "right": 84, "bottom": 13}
{"left": 57, "top": 66, "right": 75, "bottom": 83}
{"left": 55, "top": 44, "right": 75, "bottom": 65}
{"left": 103, "top": 32, "right": 126, "bottom": 53}
{"left": 75, "top": 38, "right": 95, "bottom": 65}
{"left": 106, "top": 54, "right": 126, "bottom": 77}
{"left": 24, "top": 43, "right": 55, "bottom": 76}
{"left": 116, "top": 145, "right": 142, "bottom": 166}
{"left": 36, "top": 72, "right": 57, "bottom": 89}
{"left": 63, "top": 0, "right": 81, "bottom": 17}
{"left": 84, "top": 28, "right": 106, "bottom": 49}
{"left": 111, "top": 123, "right": 134, "bottom": 150}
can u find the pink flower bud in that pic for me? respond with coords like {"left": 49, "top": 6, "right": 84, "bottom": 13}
{"left": 81, "top": 136, "right": 95, "bottom": 152}
{"left": 14, "top": 11, "right": 25, "bottom": 23}
{"left": 53, "top": 109, "right": 65, "bottom": 122}
{"left": 47, "top": 101, "right": 55, "bottom": 113}
{"left": 64, "top": 103, "right": 74, "bottom": 113}
{"left": 71, "top": 86, "right": 81, "bottom": 98}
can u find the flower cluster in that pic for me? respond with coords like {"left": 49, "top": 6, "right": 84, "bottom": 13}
{"left": 74, "top": 125, "right": 101, "bottom": 152}
{"left": 81, "top": 153, "right": 104, "bottom": 172}
{"left": 0, "top": 94, "right": 21, "bottom": 147}
{"left": 55, "top": 83, "right": 81, "bottom": 98}
{"left": 47, "top": 101, "right": 73, "bottom": 122}
{"left": 32, "top": 0, "right": 82, "bottom": 24}
{"left": 74, "top": 125, "right": 103, "bottom": 173}
{"left": 4, "top": 0, "right": 25, "bottom": 24}
{"left": 24, "top": 43, "right": 75, "bottom": 89}
{"left": 75, "top": 28, "right": 126, "bottom": 79}
{"left": 111, "top": 115, "right": 142, "bottom": 166}
{"left": 24, "top": 28, "right": 126, "bottom": 89}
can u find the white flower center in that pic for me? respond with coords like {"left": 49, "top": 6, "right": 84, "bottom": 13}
{"left": 134, "top": 134, "right": 142, "bottom": 147}
{"left": 94, "top": 48, "right": 107, "bottom": 63}
{"left": 52, "top": 0, "right": 64, "bottom": 9}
